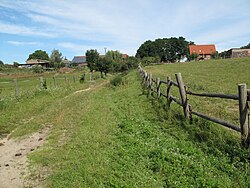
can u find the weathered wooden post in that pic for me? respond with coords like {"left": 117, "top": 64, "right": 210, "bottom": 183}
{"left": 14, "top": 79, "right": 18, "bottom": 98}
{"left": 166, "top": 76, "right": 172, "bottom": 107}
{"left": 39, "top": 77, "right": 44, "bottom": 90}
{"left": 175, "top": 73, "right": 189, "bottom": 118}
{"left": 53, "top": 76, "right": 57, "bottom": 88}
{"left": 148, "top": 74, "right": 152, "bottom": 97}
{"left": 156, "top": 77, "right": 161, "bottom": 99}
{"left": 238, "top": 84, "right": 249, "bottom": 148}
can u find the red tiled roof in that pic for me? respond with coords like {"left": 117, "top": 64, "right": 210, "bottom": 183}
{"left": 189, "top": 45, "right": 216, "bottom": 55}
{"left": 122, "top": 54, "right": 128, "bottom": 59}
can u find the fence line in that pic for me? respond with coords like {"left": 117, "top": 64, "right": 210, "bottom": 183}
{"left": 138, "top": 64, "right": 250, "bottom": 148}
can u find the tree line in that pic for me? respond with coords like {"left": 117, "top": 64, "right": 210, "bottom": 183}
{"left": 85, "top": 49, "right": 138, "bottom": 77}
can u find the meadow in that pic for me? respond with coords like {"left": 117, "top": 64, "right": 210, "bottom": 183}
{"left": 0, "top": 59, "right": 249, "bottom": 187}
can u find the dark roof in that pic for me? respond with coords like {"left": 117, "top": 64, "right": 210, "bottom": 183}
{"left": 72, "top": 56, "right": 86, "bottom": 63}
{"left": 189, "top": 45, "right": 216, "bottom": 55}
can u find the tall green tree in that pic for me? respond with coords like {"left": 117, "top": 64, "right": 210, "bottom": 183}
{"left": 105, "top": 50, "right": 123, "bottom": 72}
{"left": 136, "top": 37, "right": 193, "bottom": 63}
{"left": 0, "top": 60, "right": 4, "bottom": 65}
{"left": 27, "top": 50, "right": 49, "bottom": 60}
{"left": 86, "top": 49, "right": 99, "bottom": 72}
{"left": 50, "top": 49, "right": 63, "bottom": 64}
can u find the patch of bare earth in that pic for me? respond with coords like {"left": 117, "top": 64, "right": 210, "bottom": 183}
{"left": 0, "top": 125, "right": 51, "bottom": 188}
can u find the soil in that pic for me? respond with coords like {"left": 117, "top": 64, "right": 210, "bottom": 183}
{"left": 0, "top": 125, "right": 51, "bottom": 188}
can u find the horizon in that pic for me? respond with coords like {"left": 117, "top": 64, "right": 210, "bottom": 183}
{"left": 0, "top": 0, "right": 250, "bottom": 64}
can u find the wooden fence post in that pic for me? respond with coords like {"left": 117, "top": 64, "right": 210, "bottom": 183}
{"left": 175, "top": 73, "right": 189, "bottom": 118}
{"left": 39, "top": 77, "right": 44, "bottom": 90}
{"left": 148, "top": 74, "right": 152, "bottom": 97}
{"left": 166, "top": 76, "right": 172, "bottom": 107}
{"left": 238, "top": 84, "right": 249, "bottom": 147}
{"left": 14, "top": 79, "right": 18, "bottom": 98}
{"left": 157, "top": 77, "right": 161, "bottom": 99}
{"left": 53, "top": 76, "right": 57, "bottom": 89}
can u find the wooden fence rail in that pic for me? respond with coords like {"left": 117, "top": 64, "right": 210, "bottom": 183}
{"left": 138, "top": 64, "right": 250, "bottom": 148}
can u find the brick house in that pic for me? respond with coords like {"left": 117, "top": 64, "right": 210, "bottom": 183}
{"left": 189, "top": 44, "right": 216, "bottom": 60}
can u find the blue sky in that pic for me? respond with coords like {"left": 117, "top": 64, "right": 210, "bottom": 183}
{"left": 0, "top": 0, "right": 250, "bottom": 64}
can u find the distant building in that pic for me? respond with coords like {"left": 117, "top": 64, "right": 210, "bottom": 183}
{"left": 122, "top": 54, "right": 128, "bottom": 59}
{"left": 230, "top": 48, "right": 250, "bottom": 58}
{"left": 189, "top": 44, "right": 216, "bottom": 60}
{"left": 71, "top": 56, "right": 87, "bottom": 66}
{"left": 18, "top": 59, "right": 50, "bottom": 68}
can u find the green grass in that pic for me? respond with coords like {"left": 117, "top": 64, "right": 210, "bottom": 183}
{"left": 0, "top": 70, "right": 104, "bottom": 139}
{"left": 1, "top": 61, "right": 250, "bottom": 187}
{"left": 144, "top": 58, "right": 250, "bottom": 126}
{"left": 26, "top": 70, "right": 249, "bottom": 187}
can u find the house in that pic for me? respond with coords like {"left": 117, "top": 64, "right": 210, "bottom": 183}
{"left": 230, "top": 48, "right": 250, "bottom": 58}
{"left": 18, "top": 59, "right": 50, "bottom": 68}
{"left": 71, "top": 56, "right": 87, "bottom": 66}
{"left": 122, "top": 54, "right": 128, "bottom": 59}
{"left": 189, "top": 44, "right": 216, "bottom": 60}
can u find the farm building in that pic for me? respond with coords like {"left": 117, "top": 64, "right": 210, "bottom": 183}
{"left": 18, "top": 59, "right": 50, "bottom": 68}
{"left": 230, "top": 48, "right": 250, "bottom": 58}
{"left": 189, "top": 44, "right": 216, "bottom": 60}
{"left": 71, "top": 56, "right": 87, "bottom": 66}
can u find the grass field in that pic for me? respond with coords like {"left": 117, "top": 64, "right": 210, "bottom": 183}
{"left": 144, "top": 58, "right": 250, "bottom": 126}
{"left": 0, "top": 59, "right": 250, "bottom": 187}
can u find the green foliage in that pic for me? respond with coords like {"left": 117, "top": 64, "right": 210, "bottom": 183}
{"left": 124, "top": 56, "right": 139, "bottom": 69}
{"left": 79, "top": 73, "right": 85, "bottom": 83}
{"left": 31, "top": 65, "right": 44, "bottom": 73}
{"left": 136, "top": 37, "right": 193, "bottom": 62}
{"left": 211, "top": 51, "right": 219, "bottom": 59}
{"left": 27, "top": 50, "right": 49, "bottom": 61}
{"left": 50, "top": 49, "right": 63, "bottom": 67}
{"left": 110, "top": 75, "right": 123, "bottom": 86}
{"left": 141, "top": 56, "right": 160, "bottom": 65}
{"left": 0, "top": 60, "right": 4, "bottom": 65}
{"left": 189, "top": 53, "right": 199, "bottom": 61}
{"left": 240, "top": 43, "right": 250, "bottom": 49}
{"left": 13, "top": 62, "right": 19, "bottom": 67}
{"left": 86, "top": 49, "right": 99, "bottom": 72}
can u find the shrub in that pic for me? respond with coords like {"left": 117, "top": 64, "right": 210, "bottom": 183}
{"left": 110, "top": 75, "right": 123, "bottom": 87}
{"left": 79, "top": 73, "right": 85, "bottom": 83}
{"left": 32, "top": 65, "right": 44, "bottom": 73}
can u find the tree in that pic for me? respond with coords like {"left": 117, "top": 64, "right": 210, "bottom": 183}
{"left": 86, "top": 49, "right": 99, "bottom": 72}
{"left": 0, "top": 60, "right": 4, "bottom": 65}
{"left": 136, "top": 37, "right": 193, "bottom": 63}
{"left": 189, "top": 53, "right": 199, "bottom": 61}
{"left": 27, "top": 50, "right": 49, "bottom": 60}
{"left": 50, "top": 49, "right": 63, "bottom": 66}
{"left": 211, "top": 51, "right": 219, "bottom": 59}
{"left": 13, "top": 62, "right": 19, "bottom": 67}
{"left": 240, "top": 43, "right": 250, "bottom": 49}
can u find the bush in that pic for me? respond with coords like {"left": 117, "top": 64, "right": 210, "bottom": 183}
{"left": 32, "top": 65, "right": 44, "bottom": 73}
{"left": 110, "top": 75, "right": 123, "bottom": 87}
{"left": 79, "top": 73, "right": 85, "bottom": 83}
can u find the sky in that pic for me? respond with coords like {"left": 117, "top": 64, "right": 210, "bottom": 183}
{"left": 0, "top": 0, "right": 250, "bottom": 64}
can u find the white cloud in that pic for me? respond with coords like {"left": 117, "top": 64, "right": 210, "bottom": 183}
{"left": 6, "top": 40, "right": 42, "bottom": 46}
{"left": 0, "top": 22, "right": 55, "bottom": 37}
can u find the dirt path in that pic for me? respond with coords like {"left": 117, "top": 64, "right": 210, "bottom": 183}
{"left": 0, "top": 125, "right": 51, "bottom": 188}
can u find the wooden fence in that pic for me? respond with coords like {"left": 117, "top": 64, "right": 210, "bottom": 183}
{"left": 138, "top": 64, "right": 250, "bottom": 148}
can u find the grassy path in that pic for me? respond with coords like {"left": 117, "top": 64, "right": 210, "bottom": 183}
{"left": 27, "top": 71, "right": 249, "bottom": 187}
